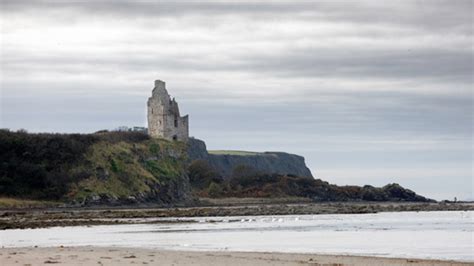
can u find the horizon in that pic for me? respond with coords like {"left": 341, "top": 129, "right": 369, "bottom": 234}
{"left": 1, "top": 1, "right": 472, "bottom": 201}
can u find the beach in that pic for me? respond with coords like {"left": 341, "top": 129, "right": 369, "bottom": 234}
{"left": 1, "top": 247, "right": 471, "bottom": 266}
{"left": 1, "top": 210, "right": 472, "bottom": 265}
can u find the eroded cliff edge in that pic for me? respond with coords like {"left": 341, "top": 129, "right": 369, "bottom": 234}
{"left": 187, "top": 138, "right": 313, "bottom": 179}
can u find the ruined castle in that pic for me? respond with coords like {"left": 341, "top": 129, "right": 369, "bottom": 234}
{"left": 147, "top": 80, "right": 189, "bottom": 141}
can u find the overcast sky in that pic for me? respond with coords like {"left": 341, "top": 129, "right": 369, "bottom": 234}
{"left": 1, "top": 1, "right": 472, "bottom": 200}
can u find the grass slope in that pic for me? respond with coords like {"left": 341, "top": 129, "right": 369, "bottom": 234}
{"left": 0, "top": 130, "right": 190, "bottom": 204}
{"left": 70, "top": 137, "right": 188, "bottom": 204}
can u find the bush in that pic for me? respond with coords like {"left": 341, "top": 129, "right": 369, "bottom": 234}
{"left": 207, "top": 182, "right": 222, "bottom": 198}
{"left": 95, "top": 131, "right": 149, "bottom": 143}
{"left": 0, "top": 131, "right": 98, "bottom": 199}
{"left": 0, "top": 130, "right": 149, "bottom": 200}
{"left": 188, "top": 160, "right": 222, "bottom": 189}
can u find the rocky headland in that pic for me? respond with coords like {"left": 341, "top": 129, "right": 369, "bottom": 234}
{"left": 0, "top": 130, "right": 433, "bottom": 207}
{"left": 187, "top": 138, "right": 313, "bottom": 178}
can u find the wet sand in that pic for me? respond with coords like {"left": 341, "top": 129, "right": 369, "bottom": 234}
{"left": 0, "top": 247, "right": 471, "bottom": 266}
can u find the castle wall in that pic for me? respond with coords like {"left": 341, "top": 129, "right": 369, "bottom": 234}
{"left": 147, "top": 80, "right": 189, "bottom": 141}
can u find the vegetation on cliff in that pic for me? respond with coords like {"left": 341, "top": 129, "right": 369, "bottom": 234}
{"left": 0, "top": 130, "right": 432, "bottom": 206}
{"left": 0, "top": 130, "right": 191, "bottom": 205}
{"left": 188, "top": 161, "right": 433, "bottom": 202}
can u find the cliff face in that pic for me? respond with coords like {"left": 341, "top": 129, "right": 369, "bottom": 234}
{"left": 187, "top": 138, "right": 313, "bottom": 179}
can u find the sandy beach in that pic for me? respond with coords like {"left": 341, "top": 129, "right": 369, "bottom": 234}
{"left": 0, "top": 247, "right": 471, "bottom": 266}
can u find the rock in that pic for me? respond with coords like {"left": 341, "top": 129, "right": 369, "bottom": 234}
{"left": 187, "top": 138, "right": 209, "bottom": 161}
{"left": 187, "top": 138, "right": 313, "bottom": 179}
{"left": 96, "top": 167, "right": 109, "bottom": 180}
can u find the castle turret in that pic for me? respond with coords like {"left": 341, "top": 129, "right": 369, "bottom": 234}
{"left": 147, "top": 80, "right": 189, "bottom": 141}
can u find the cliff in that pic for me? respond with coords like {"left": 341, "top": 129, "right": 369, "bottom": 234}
{"left": 0, "top": 130, "right": 432, "bottom": 205}
{"left": 187, "top": 138, "right": 313, "bottom": 179}
{"left": 0, "top": 130, "right": 192, "bottom": 205}
{"left": 187, "top": 138, "right": 432, "bottom": 202}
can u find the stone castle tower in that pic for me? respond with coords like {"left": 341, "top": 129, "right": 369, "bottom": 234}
{"left": 147, "top": 80, "right": 189, "bottom": 141}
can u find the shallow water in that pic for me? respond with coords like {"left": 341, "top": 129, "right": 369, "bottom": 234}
{"left": 1, "top": 211, "right": 472, "bottom": 261}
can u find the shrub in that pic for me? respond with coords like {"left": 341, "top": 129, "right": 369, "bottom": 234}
{"left": 188, "top": 160, "right": 222, "bottom": 189}
{"left": 207, "top": 182, "right": 222, "bottom": 198}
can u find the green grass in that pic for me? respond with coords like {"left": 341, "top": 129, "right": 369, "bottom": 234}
{"left": 70, "top": 138, "right": 187, "bottom": 202}
{"left": 208, "top": 150, "right": 261, "bottom": 156}
{"left": 145, "top": 158, "right": 181, "bottom": 179}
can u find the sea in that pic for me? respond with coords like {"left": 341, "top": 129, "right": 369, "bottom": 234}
{"left": 1, "top": 211, "right": 472, "bottom": 261}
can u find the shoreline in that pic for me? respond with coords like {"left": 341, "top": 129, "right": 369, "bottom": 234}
{"left": 1, "top": 211, "right": 471, "bottom": 264}
{"left": 1, "top": 246, "right": 471, "bottom": 266}
{"left": 1, "top": 201, "right": 473, "bottom": 230}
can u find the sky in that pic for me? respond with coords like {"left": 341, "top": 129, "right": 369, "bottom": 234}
{"left": 1, "top": 0, "right": 472, "bottom": 200}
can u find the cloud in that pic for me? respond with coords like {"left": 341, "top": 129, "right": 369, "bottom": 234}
{"left": 2, "top": 1, "right": 471, "bottom": 101}
{"left": 1, "top": 1, "right": 472, "bottom": 200}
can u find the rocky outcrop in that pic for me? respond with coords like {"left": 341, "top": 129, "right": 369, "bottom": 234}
{"left": 187, "top": 137, "right": 209, "bottom": 161}
{"left": 211, "top": 174, "right": 434, "bottom": 202}
{"left": 187, "top": 138, "right": 313, "bottom": 179}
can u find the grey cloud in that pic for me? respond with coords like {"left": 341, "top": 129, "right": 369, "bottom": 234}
{"left": 3, "top": 45, "right": 471, "bottom": 86}
{"left": 2, "top": 1, "right": 472, "bottom": 35}
{"left": 232, "top": 48, "right": 472, "bottom": 81}
{"left": 2, "top": 1, "right": 471, "bottom": 89}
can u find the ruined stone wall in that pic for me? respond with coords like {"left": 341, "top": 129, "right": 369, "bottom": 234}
{"left": 147, "top": 80, "right": 189, "bottom": 141}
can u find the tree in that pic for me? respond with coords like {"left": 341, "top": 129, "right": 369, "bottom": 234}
{"left": 207, "top": 182, "right": 222, "bottom": 198}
